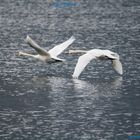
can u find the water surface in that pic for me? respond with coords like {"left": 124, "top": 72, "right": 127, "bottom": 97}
{"left": 0, "top": 0, "right": 140, "bottom": 139}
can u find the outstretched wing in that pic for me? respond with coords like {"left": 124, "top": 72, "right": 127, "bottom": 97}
{"left": 48, "top": 36, "right": 75, "bottom": 57}
{"left": 72, "top": 52, "right": 96, "bottom": 78}
{"left": 25, "top": 35, "right": 50, "bottom": 56}
{"left": 112, "top": 59, "right": 123, "bottom": 75}
{"left": 104, "top": 50, "right": 123, "bottom": 75}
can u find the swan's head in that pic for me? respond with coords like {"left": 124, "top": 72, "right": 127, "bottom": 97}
{"left": 16, "top": 51, "right": 22, "bottom": 56}
{"left": 111, "top": 53, "right": 120, "bottom": 59}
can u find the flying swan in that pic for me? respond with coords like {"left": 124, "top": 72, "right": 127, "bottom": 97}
{"left": 18, "top": 35, "right": 75, "bottom": 63}
{"left": 70, "top": 49, "right": 123, "bottom": 79}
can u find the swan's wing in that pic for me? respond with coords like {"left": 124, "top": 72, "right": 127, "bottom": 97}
{"left": 105, "top": 51, "right": 123, "bottom": 75}
{"left": 25, "top": 35, "right": 50, "bottom": 56}
{"left": 72, "top": 53, "right": 96, "bottom": 78}
{"left": 48, "top": 36, "right": 75, "bottom": 57}
{"left": 112, "top": 59, "right": 123, "bottom": 75}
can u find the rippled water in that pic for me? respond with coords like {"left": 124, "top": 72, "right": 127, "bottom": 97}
{"left": 0, "top": 0, "right": 140, "bottom": 139}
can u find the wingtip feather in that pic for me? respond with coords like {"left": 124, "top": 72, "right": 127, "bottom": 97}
{"left": 70, "top": 36, "right": 76, "bottom": 42}
{"left": 25, "top": 35, "right": 31, "bottom": 42}
{"left": 72, "top": 74, "right": 78, "bottom": 79}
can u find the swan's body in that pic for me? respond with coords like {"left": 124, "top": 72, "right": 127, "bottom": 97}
{"left": 19, "top": 35, "right": 75, "bottom": 63}
{"left": 72, "top": 49, "right": 123, "bottom": 78}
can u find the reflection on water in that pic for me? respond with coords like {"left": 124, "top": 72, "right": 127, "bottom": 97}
{"left": 1, "top": 75, "right": 138, "bottom": 140}
{"left": 0, "top": 75, "right": 124, "bottom": 139}
{"left": 72, "top": 76, "right": 122, "bottom": 95}
{"left": 0, "top": 0, "right": 140, "bottom": 139}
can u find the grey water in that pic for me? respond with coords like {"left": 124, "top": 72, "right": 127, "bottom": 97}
{"left": 0, "top": 0, "right": 140, "bottom": 139}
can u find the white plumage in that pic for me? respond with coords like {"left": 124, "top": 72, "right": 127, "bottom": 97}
{"left": 18, "top": 35, "right": 75, "bottom": 63}
{"left": 72, "top": 49, "right": 123, "bottom": 78}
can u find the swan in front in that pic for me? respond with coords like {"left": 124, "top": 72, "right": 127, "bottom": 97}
{"left": 70, "top": 49, "right": 123, "bottom": 79}
{"left": 18, "top": 35, "right": 75, "bottom": 63}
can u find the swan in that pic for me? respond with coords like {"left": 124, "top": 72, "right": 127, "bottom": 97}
{"left": 18, "top": 35, "right": 75, "bottom": 63}
{"left": 71, "top": 49, "right": 123, "bottom": 79}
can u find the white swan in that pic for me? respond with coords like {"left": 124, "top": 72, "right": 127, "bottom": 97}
{"left": 18, "top": 35, "right": 75, "bottom": 63}
{"left": 71, "top": 49, "right": 123, "bottom": 79}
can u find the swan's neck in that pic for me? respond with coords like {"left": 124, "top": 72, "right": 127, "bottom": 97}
{"left": 18, "top": 51, "right": 38, "bottom": 58}
{"left": 68, "top": 49, "right": 88, "bottom": 54}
